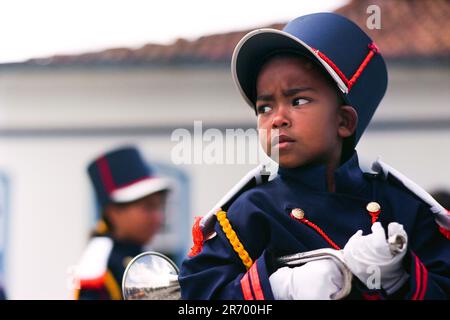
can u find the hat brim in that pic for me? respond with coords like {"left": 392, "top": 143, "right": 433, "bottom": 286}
{"left": 111, "top": 177, "right": 171, "bottom": 204}
{"left": 231, "top": 28, "right": 349, "bottom": 109}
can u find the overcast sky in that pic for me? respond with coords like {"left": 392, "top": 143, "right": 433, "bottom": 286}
{"left": 0, "top": 0, "right": 348, "bottom": 63}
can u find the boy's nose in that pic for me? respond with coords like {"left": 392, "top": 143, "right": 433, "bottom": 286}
{"left": 272, "top": 107, "right": 291, "bottom": 128}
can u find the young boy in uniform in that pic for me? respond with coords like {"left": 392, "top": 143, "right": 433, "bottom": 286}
{"left": 75, "top": 146, "right": 171, "bottom": 299}
{"left": 179, "top": 13, "right": 450, "bottom": 300}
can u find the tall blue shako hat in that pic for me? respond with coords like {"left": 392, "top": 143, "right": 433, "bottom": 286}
{"left": 88, "top": 146, "right": 170, "bottom": 208}
{"left": 231, "top": 12, "right": 388, "bottom": 144}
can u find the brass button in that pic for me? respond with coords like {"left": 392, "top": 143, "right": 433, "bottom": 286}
{"left": 366, "top": 202, "right": 381, "bottom": 213}
{"left": 291, "top": 208, "right": 305, "bottom": 219}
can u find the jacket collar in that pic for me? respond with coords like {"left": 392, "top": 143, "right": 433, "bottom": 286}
{"left": 277, "top": 151, "right": 368, "bottom": 195}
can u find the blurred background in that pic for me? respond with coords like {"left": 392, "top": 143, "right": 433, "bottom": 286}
{"left": 0, "top": 0, "right": 448, "bottom": 299}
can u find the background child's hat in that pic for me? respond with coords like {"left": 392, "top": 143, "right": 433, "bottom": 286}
{"left": 232, "top": 12, "right": 388, "bottom": 143}
{"left": 87, "top": 146, "right": 170, "bottom": 208}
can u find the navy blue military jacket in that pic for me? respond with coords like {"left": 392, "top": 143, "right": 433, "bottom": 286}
{"left": 179, "top": 152, "right": 450, "bottom": 300}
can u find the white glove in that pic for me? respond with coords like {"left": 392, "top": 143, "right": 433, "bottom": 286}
{"left": 343, "top": 222, "right": 409, "bottom": 294}
{"left": 269, "top": 259, "right": 344, "bottom": 300}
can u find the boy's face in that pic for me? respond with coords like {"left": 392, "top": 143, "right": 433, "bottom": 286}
{"left": 107, "top": 191, "right": 166, "bottom": 245}
{"left": 256, "top": 55, "right": 348, "bottom": 168}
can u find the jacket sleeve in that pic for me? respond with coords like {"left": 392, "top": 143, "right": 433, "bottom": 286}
{"left": 179, "top": 194, "right": 275, "bottom": 300}
{"left": 398, "top": 204, "right": 450, "bottom": 299}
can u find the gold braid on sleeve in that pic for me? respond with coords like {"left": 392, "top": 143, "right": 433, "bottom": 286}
{"left": 216, "top": 210, "right": 253, "bottom": 270}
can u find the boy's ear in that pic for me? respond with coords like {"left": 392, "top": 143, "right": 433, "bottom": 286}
{"left": 337, "top": 105, "right": 358, "bottom": 138}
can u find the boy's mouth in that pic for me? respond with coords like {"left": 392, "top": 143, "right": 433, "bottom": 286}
{"left": 271, "top": 134, "right": 296, "bottom": 149}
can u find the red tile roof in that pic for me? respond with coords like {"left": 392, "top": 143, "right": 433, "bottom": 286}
{"left": 335, "top": 0, "right": 450, "bottom": 60}
{"left": 28, "top": 0, "right": 449, "bottom": 65}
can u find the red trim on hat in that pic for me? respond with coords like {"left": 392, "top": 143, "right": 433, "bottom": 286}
{"left": 314, "top": 42, "right": 379, "bottom": 92}
{"left": 315, "top": 50, "right": 350, "bottom": 85}
{"left": 249, "top": 262, "right": 265, "bottom": 300}
{"left": 347, "top": 43, "right": 379, "bottom": 90}
{"left": 97, "top": 156, "right": 116, "bottom": 194}
{"left": 240, "top": 272, "right": 254, "bottom": 300}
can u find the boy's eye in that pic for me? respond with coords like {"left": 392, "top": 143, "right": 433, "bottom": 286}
{"left": 293, "top": 98, "right": 310, "bottom": 107}
{"left": 256, "top": 105, "right": 272, "bottom": 114}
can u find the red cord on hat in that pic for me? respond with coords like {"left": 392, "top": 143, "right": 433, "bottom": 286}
{"left": 315, "top": 42, "right": 380, "bottom": 92}
{"left": 316, "top": 50, "right": 349, "bottom": 87}
{"left": 348, "top": 43, "right": 380, "bottom": 90}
